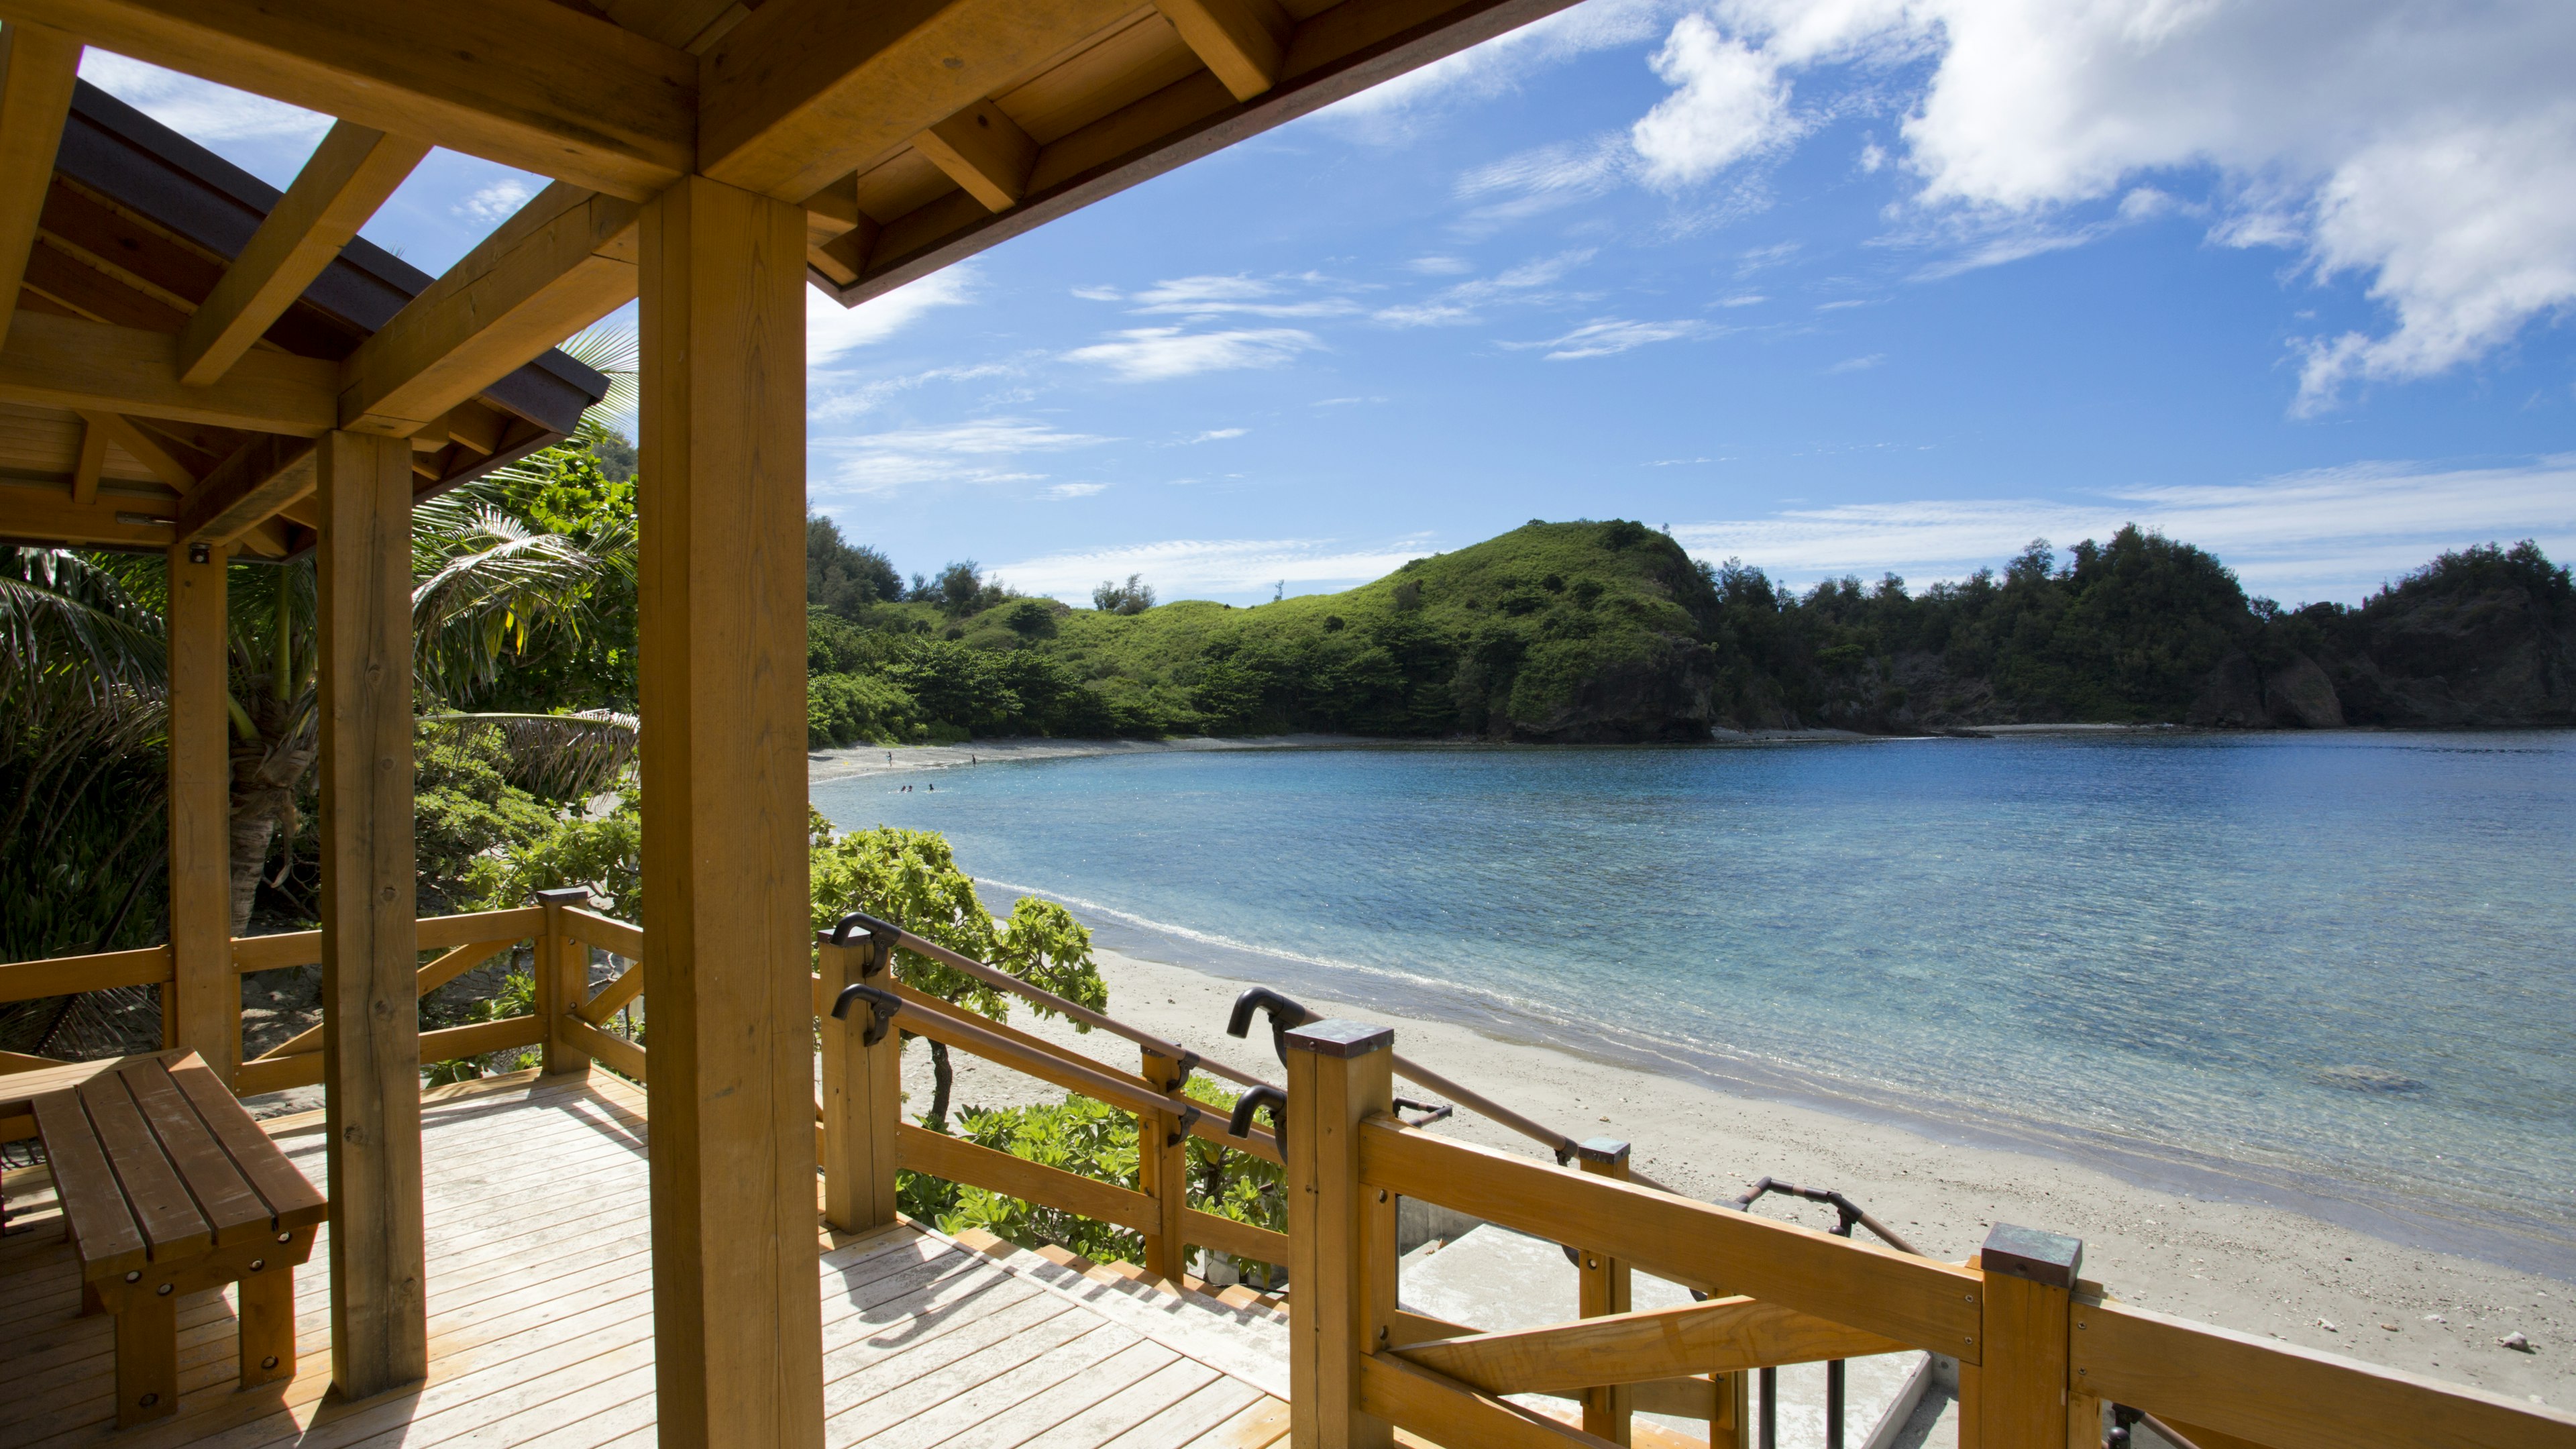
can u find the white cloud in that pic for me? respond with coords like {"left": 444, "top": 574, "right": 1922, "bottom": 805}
{"left": 1452, "top": 134, "right": 1635, "bottom": 232}
{"left": 1375, "top": 248, "right": 1599, "bottom": 327}
{"left": 1825, "top": 353, "right": 1885, "bottom": 372}
{"left": 1670, "top": 453, "right": 2576, "bottom": 602}
{"left": 80, "top": 53, "right": 328, "bottom": 144}
{"left": 1505, "top": 317, "right": 1713, "bottom": 360}
{"left": 455, "top": 178, "right": 535, "bottom": 224}
{"left": 813, "top": 418, "right": 1108, "bottom": 496}
{"left": 1684, "top": 0, "right": 2576, "bottom": 409}
{"left": 808, "top": 265, "right": 978, "bottom": 364}
{"left": 1065, "top": 327, "right": 1324, "bottom": 381}
{"left": 1126, "top": 275, "right": 1361, "bottom": 320}
{"left": 1178, "top": 428, "right": 1248, "bottom": 444}
{"left": 1411, "top": 256, "right": 1476, "bottom": 275}
{"left": 1631, "top": 13, "right": 1802, "bottom": 187}
{"left": 1044, "top": 482, "right": 1110, "bottom": 499}
{"left": 993, "top": 536, "right": 1442, "bottom": 599}
{"left": 808, "top": 361, "right": 1017, "bottom": 423}
{"left": 1318, "top": 0, "right": 1683, "bottom": 133}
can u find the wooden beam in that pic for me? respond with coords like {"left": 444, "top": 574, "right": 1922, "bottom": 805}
{"left": 180, "top": 121, "right": 431, "bottom": 386}
{"left": 1393, "top": 1297, "right": 1911, "bottom": 1395}
{"left": 0, "top": 311, "right": 336, "bottom": 434}
{"left": 636, "top": 173, "right": 824, "bottom": 1449}
{"left": 1359, "top": 1351, "right": 1612, "bottom": 1449}
{"left": 178, "top": 435, "right": 319, "bottom": 546}
{"left": 0, "top": 0, "right": 692, "bottom": 201}
{"left": 801, "top": 174, "right": 877, "bottom": 288}
{"left": 78, "top": 410, "right": 201, "bottom": 491}
{"left": 912, "top": 99, "right": 1036, "bottom": 212}
{"left": 0, "top": 21, "right": 82, "bottom": 345}
{"left": 315, "top": 429, "right": 426, "bottom": 1399}
{"left": 2072, "top": 1298, "right": 2576, "bottom": 1449}
{"left": 337, "top": 182, "right": 638, "bottom": 437}
{"left": 166, "top": 538, "right": 234, "bottom": 1089}
{"left": 70, "top": 413, "right": 105, "bottom": 502}
{"left": 822, "top": 0, "right": 1585, "bottom": 305}
{"left": 1285, "top": 1020, "right": 1398, "bottom": 1448}
{"left": 696, "top": 0, "right": 1132, "bottom": 203}
{"left": 1157, "top": 0, "right": 1288, "bottom": 101}
{"left": 1360, "top": 1120, "right": 1986, "bottom": 1362}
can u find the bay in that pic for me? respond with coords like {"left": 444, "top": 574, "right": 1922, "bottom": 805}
{"left": 812, "top": 731, "right": 2576, "bottom": 1265}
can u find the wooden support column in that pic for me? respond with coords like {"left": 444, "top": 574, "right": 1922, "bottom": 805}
{"left": 1960, "top": 1225, "right": 2082, "bottom": 1449}
{"left": 819, "top": 932, "right": 898, "bottom": 1232}
{"left": 1573, "top": 1136, "right": 1635, "bottom": 1446}
{"left": 1138, "top": 1046, "right": 1191, "bottom": 1284}
{"left": 636, "top": 172, "right": 823, "bottom": 1449}
{"left": 315, "top": 428, "right": 426, "bottom": 1398}
{"left": 534, "top": 888, "right": 592, "bottom": 1076}
{"left": 166, "top": 539, "right": 235, "bottom": 1086}
{"left": 1285, "top": 1018, "right": 1397, "bottom": 1449}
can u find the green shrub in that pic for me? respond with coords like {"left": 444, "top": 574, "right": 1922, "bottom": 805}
{"left": 808, "top": 670, "right": 921, "bottom": 747}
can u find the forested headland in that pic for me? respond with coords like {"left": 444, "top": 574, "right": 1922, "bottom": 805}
{"left": 806, "top": 516, "right": 2576, "bottom": 746}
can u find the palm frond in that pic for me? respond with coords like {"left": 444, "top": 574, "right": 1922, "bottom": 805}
{"left": 411, "top": 487, "right": 634, "bottom": 702}
{"left": 557, "top": 320, "right": 638, "bottom": 433}
{"left": 0, "top": 547, "right": 167, "bottom": 712}
{"left": 420, "top": 710, "right": 637, "bottom": 798}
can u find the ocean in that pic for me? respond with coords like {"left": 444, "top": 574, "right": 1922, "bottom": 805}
{"left": 811, "top": 731, "right": 2576, "bottom": 1271}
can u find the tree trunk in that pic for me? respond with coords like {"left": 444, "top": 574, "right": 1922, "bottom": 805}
{"left": 926, "top": 1038, "right": 954, "bottom": 1135}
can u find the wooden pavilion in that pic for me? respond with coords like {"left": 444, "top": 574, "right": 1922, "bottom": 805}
{"left": 1, "top": 5, "right": 2574, "bottom": 1449}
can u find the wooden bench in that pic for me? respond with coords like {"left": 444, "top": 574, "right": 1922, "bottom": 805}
{"left": 9, "top": 1050, "right": 326, "bottom": 1428}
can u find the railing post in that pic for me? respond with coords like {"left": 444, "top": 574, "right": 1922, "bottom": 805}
{"left": 166, "top": 537, "right": 235, "bottom": 1087}
{"left": 1139, "top": 1046, "right": 1191, "bottom": 1284}
{"left": 820, "top": 932, "right": 899, "bottom": 1232}
{"left": 1960, "top": 1224, "right": 2082, "bottom": 1449}
{"left": 533, "top": 889, "right": 592, "bottom": 1076}
{"left": 1285, "top": 1019, "right": 1396, "bottom": 1449}
{"left": 1573, "top": 1136, "right": 1635, "bottom": 1445}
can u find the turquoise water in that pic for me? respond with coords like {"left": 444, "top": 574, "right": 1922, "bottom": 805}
{"left": 812, "top": 733, "right": 2576, "bottom": 1269}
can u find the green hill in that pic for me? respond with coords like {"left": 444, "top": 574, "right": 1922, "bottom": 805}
{"left": 804, "top": 521, "right": 2576, "bottom": 745}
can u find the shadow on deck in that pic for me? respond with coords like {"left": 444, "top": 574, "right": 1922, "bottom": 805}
{"left": 0, "top": 1071, "right": 1294, "bottom": 1449}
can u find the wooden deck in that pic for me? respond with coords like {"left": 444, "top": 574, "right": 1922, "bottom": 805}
{"left": 0, "top": 1070, "right": 1295, "bottom": 1449}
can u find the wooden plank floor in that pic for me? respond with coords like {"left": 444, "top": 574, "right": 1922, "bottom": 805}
{"left": 0, "top": 1070, "right": 1293, "bottom": 1449}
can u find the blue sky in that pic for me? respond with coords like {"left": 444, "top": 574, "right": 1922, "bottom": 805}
{"left": 86, "top": 0, "right": 2576, "bottom": 606}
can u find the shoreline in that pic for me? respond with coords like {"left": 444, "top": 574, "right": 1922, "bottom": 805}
{"left": 917, "top": 943, "right": 2573, "bottom": 1407}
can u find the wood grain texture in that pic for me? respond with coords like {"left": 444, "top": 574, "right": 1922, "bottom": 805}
{"left": 637, "top": 173, "right": 825, "bottom": 1449}
{"left": 1960, "top": 1267, "right": 2067, "bottom": 1449}
{"left": 1157, "top": 0, "right": 1289, "bottom": 100}
{"left": 1286, "top": 1025, "right": 1397, "bottom": 1449}
{"left": 0, "top": 942, "right": 174, "bottom": 1007}
{"left": 697, "top": 0, "right": 1133, "bottom": 203}
{"left": 0, "top": 311, "right": 335, "bottom": 437}
{"left": 0, "top": 21, "right": 82, "bottom": 345}
{"left": 1138, "top": 1046, "right": 1193, "bottom": 1282}
{"left": 2071, "top": 1297, "right": 2576, "bottom": 1449}
{"left": 820, "top": 941, "right": 900, "bottom": 1232}
{"left": 896, "top": 1120, "right": 1160, "bottom": 1235}
{"left": 178, "top": 121, "right": 430, "bottom": 385}
{"left": 564, "top": 906, "right": 647, "bottom": 961}
{"left": 176, "top": 434, "right": 317, "bottom": 547}
{"left": 912, "top": 99, "right": 1038, "bottom": 211}
{"left": 1358, "top": 1351, "right": 1616, "bottom": 1449}
{"left": 316, "top": 427, "right": 427, "bottom": 1399}
{"left": 166, "top": 541, "right": 236, "bottom": 1091}
{"left": 1360, "top": 1120, "right": 1985, "bottom": 1362}
{"left": 1392, "top": 1295, "right": 1910, "bottom": 1393}
{"left": 0, "top": 0, "right": 693, "bottom": 199}
{"left": 337, "top": 183, "right": 639, "bottom": 436}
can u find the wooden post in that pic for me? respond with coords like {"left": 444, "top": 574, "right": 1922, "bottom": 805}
{"left": 636, "top": 172, "right": 824, "bottom": 1449}
{"left": 1138, "top": 1046, "right": 1191, "bottom": 1284}
{"left": 1960, "top": 1224, "right": 2082, "bottom": 1449}
{"left": 314, "top": 428, "right": 426, "bottom": 1397}
{"left": 1573, "top": 1136, "right": 1635, "bottom": 1445}
{"left": 1713, "top": 1365, "right": 1750, "bottom": 1449}
{"left": 533, "top": 888, "right": 592, "bottom": 1076}
{"left": 165, "top": 539, "right": 235, "bottom": 1087}
{"left": 820, "top": 933, "right": 898, "bottom": 1232}
{"left": 1285, "top": 1018, "right": 1397, "bottom": 1449}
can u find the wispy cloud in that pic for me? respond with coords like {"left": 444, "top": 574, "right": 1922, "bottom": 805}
{"left": 1670, "top": 454, "right": 2576, "bottom": 604}
{"left": 1044, "top": 482, "right": 1109, "bottom": 500}
{"left": 992, "top": 536, "right": 1442, "bottom": 600}
{"left": 80, "top": 54, "right": 328, "bottom": 144}
{"left": 814, "top": 418, "right": 1110, "bottom": 496}
{"left": 808, "top": 266, "right": 979, "bottom": 364}
{"left": 1825, "top": 353, "right": 1886, "bottom": 373}
{"left": 1118, "top": 275, "right": 1363, "bottom": 320}
{"left": 1065, "top": 327, "right": 1324, "bottom": 382}
{"left": 1503, "top": 317, "right": 1715, "bottom": 360}
{"left": 1376, "top": 248, "right": 1600, "bottom": 327}
{"left": 1176, "top": 428, "right": 1248, "bottom": 444}
{"left": 809, "top": 362, "right": 1018, "bottom": 423}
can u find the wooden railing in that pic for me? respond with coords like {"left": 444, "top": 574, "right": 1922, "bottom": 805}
{"left": 1281, "top": 1016, "right": 2576, "bottom": 1449}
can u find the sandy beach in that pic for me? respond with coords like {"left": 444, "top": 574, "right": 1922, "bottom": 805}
{"left": 807, "top": 733, "right": 1375, "bottom": 786}
{"left": 903, "top": 943, "right": 2573, "bottom": 1410}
